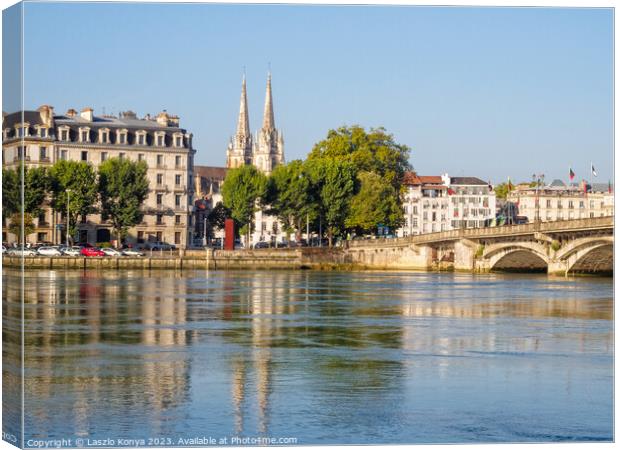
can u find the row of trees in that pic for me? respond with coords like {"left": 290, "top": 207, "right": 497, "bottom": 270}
{"left": 220, "top": 125, "right": 412, "bottom": 246}
{"left": 2, "top": 158, "right": 149, "bottom": 244}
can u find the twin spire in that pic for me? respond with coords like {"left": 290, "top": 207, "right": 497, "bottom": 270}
{"left": 227, "top": 71, "right": 284, "bottom": 173}
{"left": 236, "top": 72, "right": 275, "bottom": 139}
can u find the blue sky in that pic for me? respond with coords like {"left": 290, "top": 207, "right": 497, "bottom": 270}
{"left": 7, "top": 2, "right": 614, "bottom": 183}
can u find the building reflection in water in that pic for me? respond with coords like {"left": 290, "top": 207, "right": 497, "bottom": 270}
{"left": 5, "top": 269, "right": 191, "bottom": 439}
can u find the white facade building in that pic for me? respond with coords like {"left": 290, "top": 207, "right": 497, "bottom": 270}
{"left": 507, "top": 179, "right": 614, "bottom": 222}
{"left": 398, "top": 172, "right": 496, "bottom": 237}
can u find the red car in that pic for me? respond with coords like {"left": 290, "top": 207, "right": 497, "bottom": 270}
{"left": 80, "top": 246, "right": 105, "bottom": 257}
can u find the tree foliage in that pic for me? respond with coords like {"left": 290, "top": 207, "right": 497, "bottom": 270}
{"left": 265, "top": 159, "right": 317, "bottom": 238}
{"left": 494, "top": 182, "right": 510, "bottom": 200}
{"left": 221, "top": 165, "right": 267, "bottom": 242}
{"left": 207, "top": 202, "right": 231, "bottom": 231}
{"left": 2, "top": 167, "right": 20, "bottom": 220}
{"left": 346, "top": 171, "right": 403, "bottom": 233}
{"left": 308, "top": 125, "right": 411, "bottom": 192}
{"left": 8, "top": 212, "right": 34, "bottom": 242}
{"left": 49, "top": 160, "right": 98, "bottom": 242}
{"left": 98, "top": 158, "right": 149, "bottom": 245}
{"left": 306, "top": 158, "right": 356, "bottom": 246}
{"left": 24, "top": 165, "right": 50, "bottom": 216}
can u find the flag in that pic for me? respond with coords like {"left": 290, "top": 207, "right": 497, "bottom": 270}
{"left": 507, "top": 177, "right": 513, "bottom": 191}
{"left": 591, "top": 163, "right": 597, "bottom": 177}
{"left": 447, "top": 188, "right": 455, "bottom": 195}
{"left": 569, "top": 167, "right": 575, "bottom": 181}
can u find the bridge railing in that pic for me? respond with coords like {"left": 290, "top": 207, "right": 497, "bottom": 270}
{"left": 346, "top": 216, "right": 613, "bottom": 248}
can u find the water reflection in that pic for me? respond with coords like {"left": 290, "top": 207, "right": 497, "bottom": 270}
{"left": 2, "top": 269, "right": 613, "bottom": 445}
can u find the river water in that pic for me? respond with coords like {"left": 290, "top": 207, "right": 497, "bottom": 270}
{"left": 2, "top": 269, "right": 613, "bottom": 446}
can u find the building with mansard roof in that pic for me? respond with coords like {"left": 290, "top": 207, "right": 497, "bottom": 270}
{"left": 2, "top": 105, "right": 196, "bottom": 247}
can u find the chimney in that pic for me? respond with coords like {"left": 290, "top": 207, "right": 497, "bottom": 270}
{"left": 66, "top": 108, "right": 77, "bottom": 118}
{"left": 37, "top": 105, "right": 55, "bottom": 127}
{"left": 80, "top": 107, "right": 94, "bottom": 121}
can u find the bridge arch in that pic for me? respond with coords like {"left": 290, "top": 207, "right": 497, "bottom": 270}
{"left": 483, "top": 242, "right": 550, "bottom": 272}
{"left": 564, "top": 242, "right": 613, "bottom": 274}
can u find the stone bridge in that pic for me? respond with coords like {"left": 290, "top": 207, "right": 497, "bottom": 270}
{"left": 345, "top": 216, "right": 613, "bottom": 275}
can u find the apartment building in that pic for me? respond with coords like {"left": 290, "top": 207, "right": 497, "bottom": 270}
{"left": 2, "top": 105, "right": 196, "bottom": 247}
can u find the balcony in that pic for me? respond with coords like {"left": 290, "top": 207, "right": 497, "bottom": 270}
{"left": 153, "top": 184, "right": 168, "bottom": 191}
{"left": 13, "top": 156, "right": 31, "bottom": 162}
{"left": 39, "top": 157, "right": 51, "bottom": 163}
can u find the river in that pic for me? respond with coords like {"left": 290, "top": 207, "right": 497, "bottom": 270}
{"left": 2, "top": 269, "right": 613, "bottom": 445}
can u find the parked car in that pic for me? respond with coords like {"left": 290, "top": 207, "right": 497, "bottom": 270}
{"left": 7, "top": 246, "right": 38, "bottom": 256}
{"left": 253, "top": 241, "right": 270, "bottom": 249}
{"left": 121, "top": 248, "right": 145, "bottom": 257}
{"left": 143, "top": 241, "right": 176, "bottom": 251}
{"left": 62, "top": 246, "right": 82, "bottom": 257}
{"left": 101, "top": 248, "right": 123, "bottom": 257}
{"left": 81, "top": 247, "right": 105, "bottom": 257}
{"left": 1, "top": 245, "right": 6, "bottom": 254}
{"left": 37, "top": 246, "right": 63, "bottom": 257}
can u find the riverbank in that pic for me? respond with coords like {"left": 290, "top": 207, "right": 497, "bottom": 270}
{"left": 2, "top": 245, "right": 613, "bottom": 275}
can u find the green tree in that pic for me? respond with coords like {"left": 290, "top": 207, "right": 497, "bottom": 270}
{"left": 8, "top": 212, "right": 34, "bottom": 243}
{"left": 346, "top": 171, "right": 404, "bottom": 234}
{"left": 207, "top": 202, "right": 231, "bottom": 231}
{"left": 24, "top": 165, "right": 50, "bottom": 216}
{"left": 306, "top": 158, "right": 356, "bottom": 247}
{"left": 98, "top": 158, "right": 149, "bottom": 246}
{"left": 49, "top": 160, "right": 98, "bottom": 244}
{"left": 308, "top": 125, "right": 411, "bottom": 192}
{"left": 494, "top": 182, "right": 510, "bottom": 200}
{"left": 2, "top": 167, "right": 20, "bottom": 221}
{"left": 221, "top": 165, "right": 267, "bottom": 246}
{"left": 265, "top": 160, "right": 318, "bottom": 241}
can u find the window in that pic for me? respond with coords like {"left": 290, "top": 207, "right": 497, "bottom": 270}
{"left": 80, "top": 130, "right": 89, "bottom": 142}
{"left": 175, "top": 136, "right": 182, "bottom": 147}
{"left": 101, "top": 152, "right": 108, "bottom": 162}
{"left": 138, "top": 134, "right": 145, "bottom": 145}
{"left": 39, "top": 128, "right": 47, "bottom": 138}
{"left": 413, "top": 206, "right": 418, "bottom": 215}
{"left": 61, "top": 130, "right": 69, "bottom": 141}
{"left": 175, "top": 195, "right": 181, "bottom": 207}
{"left": 157, "top": 155, "right": 164, "bottom": 166}
{"left": 412, "top": 218, "right": 418, "bottom": 227}
{"left": 156, "top": 215, "right": 163, "bottom": 225}
{"left": 261, "top": 221, "right": 267, "bottom": 232}
{"left": 175, "top": 215, "right": 181, "bottom": 225}
{"left": 175, "top": 155, "right": 182, "bottom": 167}
{"left": 156, "top": 231, "right": 163, "bottom": 241}
{"left": 157, "top": 174, "right": 163, "bottom": 185}
{"left": 39, "top": 147, "right": 47, "bottom": 160}
{"left": 17, "top": 127, "right": 24, "bottom": 137}
{"left": 156, "top": 194, "right": 163, "bottom": 205}
{"left": 568, "top": 200, "right": 574, "bottom": 209}
{"left": 175, "top": 174, "right": 181, "bottom": 185}
{"left": 157, "top": 135, "right": 164, "bottom": 146}
{"left": 119, "top": 133, "right": 126, "bottom": 144}
{"left": 137, "top": 231, "right": 144, "bottom": 243}
{"left": 546, "top": 199, "right": 552, "bottom": 208}
{"left": 138, "top": 153, "right": 145, "bottom": 161}
{"left": 579, "top": 201, "right": 585, "bottom": 209}
{"left": 174, "top": 232, "right": 181, "bottom": 245}
{"left": 81, "top": 151, "right": 88, "bottom": 161}
{"left": 272, "top": 222, "right": 278, "bottom": 234}
{"left": 60, "top": 150, "right": 68, "bottom": 160}
{"left": 119, "top": 153, "right": 125, "bottom": 160}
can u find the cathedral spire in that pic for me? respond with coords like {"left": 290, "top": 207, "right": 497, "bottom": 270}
{"left": 262, "top": 72, "right": 275, "bottom": 132}
{"left": 236, "top": 75, "right": 250, "bottom": 138}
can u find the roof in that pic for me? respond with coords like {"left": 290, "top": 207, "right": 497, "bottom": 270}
{"left": 419, "top": 175, "right": 443, "bottom": 184}
{"left": 402, "top": 172, "right": 445, "bottom": 186}
{"left": 3, "top": 111, "right": 45, "bottom": 129}
{"left": 54, "top": 115, "right": 183, "bottom": 132}
{"left": 194, "top": 165, "right": 228, "bottom": 180}
{"left": 549, "top": 179, "right": 566, "bottom": 187}
{"left": 450, "top": 176, "right": 488, "bottom": 186}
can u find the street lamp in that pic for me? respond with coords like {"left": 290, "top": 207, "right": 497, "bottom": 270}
{"left": 203, "top": 215, "right": 208, "bottom": 247}
{"left": 532, "top": 174, "right": 545, "bottom": 223}
{"left": 66, "top": 189, "right": 71, "bottom": 246}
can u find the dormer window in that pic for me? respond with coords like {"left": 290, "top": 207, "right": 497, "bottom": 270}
{"left": 79, "top": 127, "right": 90, "bottom": 143}
{"left": 155, "top": 132, "right": 165, "bottom": 147}
{"left": 16, "top": 126, "right": 27, "bottom": 138}
{"left": 3, "top": 129, "right": 8, "bottom": 140}
{"left": 117, "top": 129, "right": 128, "bottom": 145}
{"left": 173, "top": 133, "right": 183, "bottom": 148}
{"left": 60, "top": 129, "right": 69, "bottom": 141}
{"left": 136, "top": 131, "right": 146, "bottom": 146}
{"left": 99, "top": 128, "right": 110, "bottom": 144}
{"left": 37, "top": 127, "right": 48, "bottom": 138}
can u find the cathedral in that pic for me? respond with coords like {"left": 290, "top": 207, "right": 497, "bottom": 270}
{"left": 226, "top": 73, "right": 285, "bottom": 174}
